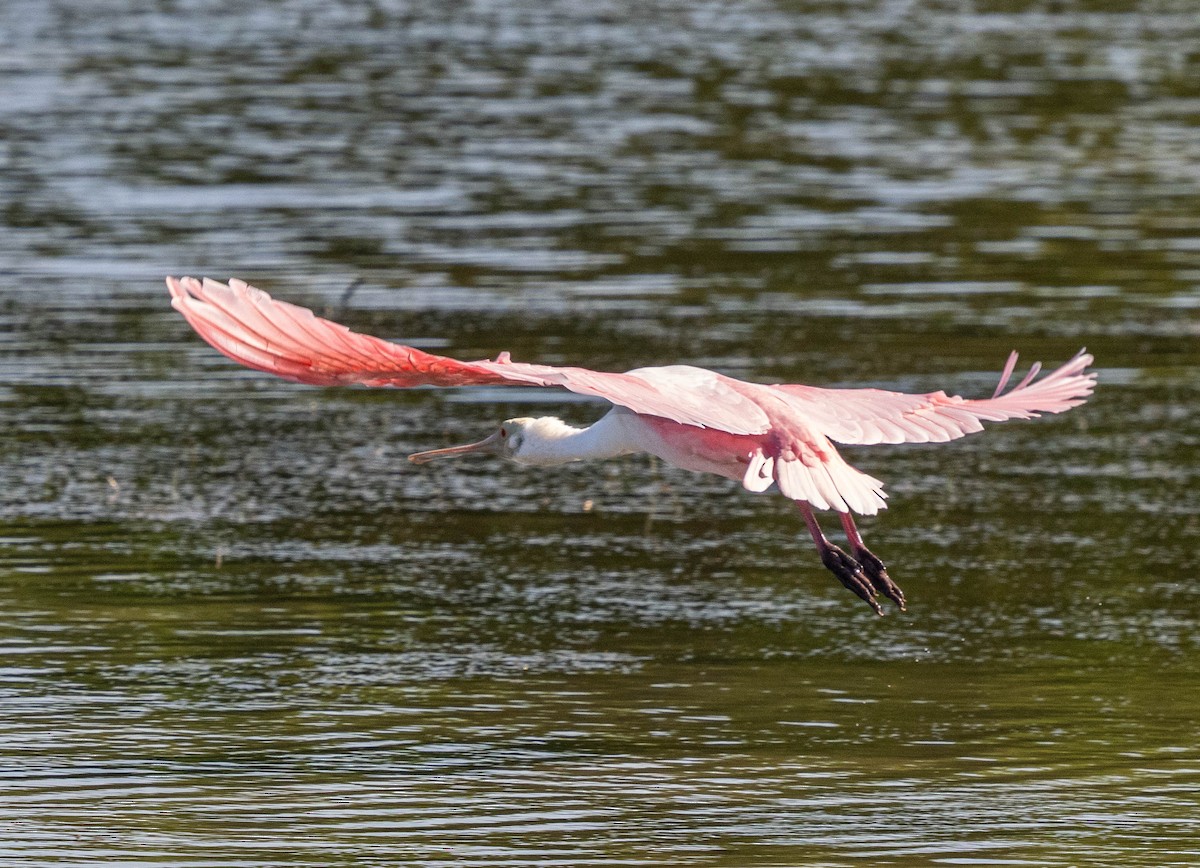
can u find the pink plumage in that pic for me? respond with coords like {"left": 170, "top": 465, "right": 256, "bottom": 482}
{"left": 169, "top": 275, "right": 1096, "bottom": 615}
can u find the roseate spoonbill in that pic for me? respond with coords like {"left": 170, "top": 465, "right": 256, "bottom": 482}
{"left": 168, "top": 276, "right": 1096, "bottom": 615}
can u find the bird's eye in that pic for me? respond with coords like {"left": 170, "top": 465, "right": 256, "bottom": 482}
{"left": 500, "top": 428, "right": 508, "bottom": 438}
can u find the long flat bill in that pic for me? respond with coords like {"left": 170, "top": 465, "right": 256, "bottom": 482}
{"left": 408, "top": 430, "right": 503, "bottom": 464}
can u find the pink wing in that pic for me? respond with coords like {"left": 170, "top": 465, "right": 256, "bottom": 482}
{"left": 167, "top": 276, "right": 771, "bottom": 435}
{"left": 773, "top": 349, "right": 1096, "bottom": 445}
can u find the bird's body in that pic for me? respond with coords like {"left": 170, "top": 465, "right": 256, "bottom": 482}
{"left": 168, "top": 276, "right": 1096, "bottom": 615}
{"left": 482, "top": 405, "right": 763, "bottom": 480}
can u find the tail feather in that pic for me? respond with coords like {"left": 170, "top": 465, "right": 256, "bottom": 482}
{"left": 763, "top": 446, "right": 888, "bottom": 515}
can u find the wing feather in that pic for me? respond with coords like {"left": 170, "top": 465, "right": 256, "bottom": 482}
{"left": 774, "top": 350, "right": 1095, "bottom": 446}
{"left": 169, "top": 276, "right": 770, "bottom": 435}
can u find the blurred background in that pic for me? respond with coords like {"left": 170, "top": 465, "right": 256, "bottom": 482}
{"left": 1, "top": 0, "right": 1197, "bottom": 864}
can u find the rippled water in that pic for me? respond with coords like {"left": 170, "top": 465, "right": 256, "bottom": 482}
{"left": 2, "top": 0, "right": 1199, "bottom": 864}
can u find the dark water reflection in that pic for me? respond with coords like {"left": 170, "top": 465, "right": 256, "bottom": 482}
{"left": 2, "top": 0, "right": 1199, "bottom": 864}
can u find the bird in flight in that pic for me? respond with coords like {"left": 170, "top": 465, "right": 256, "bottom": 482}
{"left": 169, "top": 276, "right": 1096, "bottom": 615}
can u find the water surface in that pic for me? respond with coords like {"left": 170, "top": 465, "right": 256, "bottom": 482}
{"left": 1, "top": 0, "right": 1198, "bottom": 864}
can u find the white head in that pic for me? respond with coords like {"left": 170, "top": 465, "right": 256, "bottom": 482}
{"left": 408, "top": 417, "right": 568, "bottom": 467}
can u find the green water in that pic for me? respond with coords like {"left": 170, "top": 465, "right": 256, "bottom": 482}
{"left": 1, "top": 0, "right": 1198, "bottom": 864}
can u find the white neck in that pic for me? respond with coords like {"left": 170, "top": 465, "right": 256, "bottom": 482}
{"left": 515, "top": 413, "right": 640, "bottom": 466}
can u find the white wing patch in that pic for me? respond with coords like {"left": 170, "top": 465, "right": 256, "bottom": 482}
{"left": 620, "top": 365, "right": 772, "bottom": 435}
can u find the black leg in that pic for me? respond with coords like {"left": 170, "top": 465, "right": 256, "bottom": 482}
{"left": 840, "top": 511, "right": 906, "bottom": 612}
{"left": 796, "top": 502, "right": 884, "bottom": 616}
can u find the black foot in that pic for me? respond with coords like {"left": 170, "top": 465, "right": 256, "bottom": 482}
{"left": 853, "top": 547, "right": 906, "bottom": 612}
{"left": 819, "top": 545, "right": 884, "bottom": 616}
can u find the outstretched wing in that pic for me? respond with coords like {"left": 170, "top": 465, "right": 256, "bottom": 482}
{"left": 773, "top": 349, "right": 1095, "bottom": 445}
{"left": 168, "top": 276, "right": 771, "bottom": 435}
